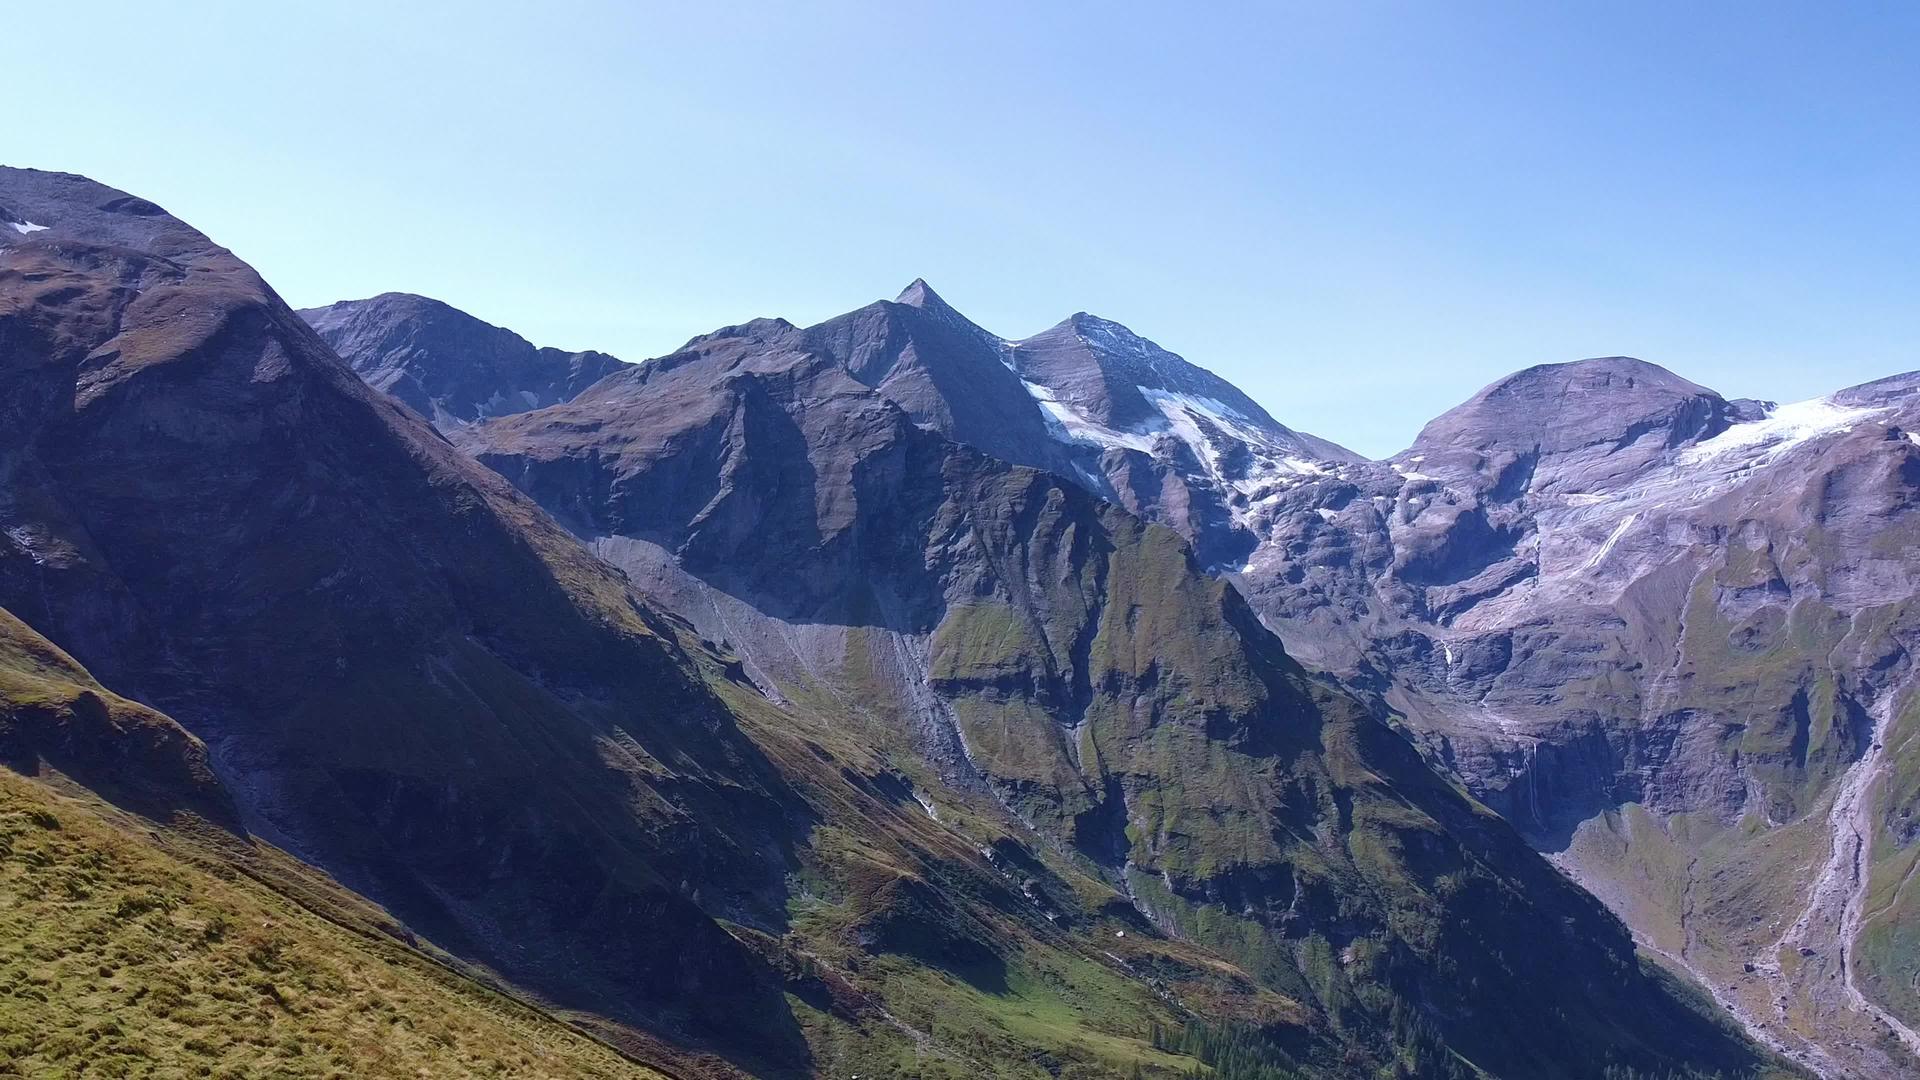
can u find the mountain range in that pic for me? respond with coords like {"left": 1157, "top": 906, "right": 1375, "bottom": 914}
{"left": 3, "top": 165, "right": 1909, "bottom": 1079}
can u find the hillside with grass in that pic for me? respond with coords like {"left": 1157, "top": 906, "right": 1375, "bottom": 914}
{"left": 0, "top": 605, "right": 673, "bottom": 1078}
{"left": 0, "top": 770, "right": 672, "bottom": 1080}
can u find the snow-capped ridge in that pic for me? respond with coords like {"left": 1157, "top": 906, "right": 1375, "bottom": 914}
{"left": 1675, "top": 394, "right": 1886, "bottom": 470}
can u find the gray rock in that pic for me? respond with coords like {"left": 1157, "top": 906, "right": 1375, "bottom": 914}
{"left": 300, "top": 293, "right": 626, "bottom": 427}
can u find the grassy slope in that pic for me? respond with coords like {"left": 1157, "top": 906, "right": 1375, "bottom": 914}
{"left": 0, "top": 608, "right": 673, "bottom": 1078}
{"left": 695, "top": 666, "right": 1270, "bottom": 1080}
{"left": 1551, "top": 516, "right": 1920, "bottom": 1067}
{"left": 0, "top": 585, "right": 1214, "bottom": 1080}
{"left": 932, "top": 488, "right": 1763, "bottom": 1078}
{"left": 0, "top": 770, "right": 668, "bottom": 1080}
{"left": 711, "top": 463, "right": 1770, "bottom": 1079}
{"left": 1860, "top": 692, "right": 1920, "bottom": 1025}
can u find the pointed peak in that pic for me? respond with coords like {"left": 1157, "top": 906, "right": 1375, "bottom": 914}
{"left": 894, "top": 278, "right": 949, "bottom": 310}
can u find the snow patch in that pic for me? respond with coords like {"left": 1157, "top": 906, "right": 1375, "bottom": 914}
{"left": 1026, "top": 378, "right": 1156, "bottom": 452}
{"left": 1677, "top": 396, "right": 1882, "bottom": 470}
{"left": 7, "top": 220, "right": 47, "bottom": 235}
{"left": 1140, "top": 387, "right": 1252, "bottom": 428}
{"left": 5, "top": 527, "right": 49, "bottom": 566}
{"left": 1579, "top": 393, "right": 1896, "bottom": 523}
{"left": 1000, "top": 343, "right": 1154, "bottom": 452}
{"left": 1139, "top": 387, "right": 1333, "bottom": 502}
{"left": 999, "top": 338, "right": 1348, "bottom": 534}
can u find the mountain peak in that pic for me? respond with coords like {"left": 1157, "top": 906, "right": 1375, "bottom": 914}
{"left": 1062, "top": 311, "right": 1153, "bottom": 349}
{"left": 1005, "top": 311, "right": 1363, "bottom": 471}
{"left": 1407, "top": 353, "right": 1736, "bottom": 487}
{"left": 894, "top": 277, "right": 951, "bottom": 311}
{"left": 680, "top": 315, "right": 798, "bottom": 350}
{"left": 1501, "top": 354, "right": 1706, "bottom": 390}
{"left": 300, "top": 294, "right": 626, "bottom": 427}
{"left": 301, "top": 292, "right": 493, "bottom": 335}
{"left": 1463, "top": 355, "right": 1723, "bottom": 417}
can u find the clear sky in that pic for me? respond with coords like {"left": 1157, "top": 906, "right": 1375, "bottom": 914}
{"left": 8, "top": 2, "right": 1918, "bottom": 456}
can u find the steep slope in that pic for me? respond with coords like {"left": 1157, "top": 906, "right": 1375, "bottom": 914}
{"left": 1220, "top": 358, "right": 1920, "bottom": 1078}
{"left": 0, "top": 607, "right": 673, "bottom": 1078}
{"left": 973, "top": 343, "right": 1920, "bottom": 1078}
{"left": 300, "top": 292, "right": 626, "bottom": 427}
{"left": 0, "top": 166, "right": 812, "bottom": 1075}
{"left": 0, "top": 605, "right": 236, "bottom": 829}
{"left": 799, "top": 279, "right": 1072, "bottom": 474}
{"left": 999, "top": 312, "right": 1365, "bottom": 570}
{"left": 454, "top": 310, "right": 1774, "bottom": 1078}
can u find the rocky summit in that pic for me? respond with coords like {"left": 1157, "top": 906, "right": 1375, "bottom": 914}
{"left": 9, "top": 163, "right": 1905, "bottom": 1080}
{"left": 301, "top": 292, "right": 628, "bottom": 427}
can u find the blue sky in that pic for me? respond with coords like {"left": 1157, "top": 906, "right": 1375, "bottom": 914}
{"left": 8, "top": 2, "right": 1918, "bottom": 456}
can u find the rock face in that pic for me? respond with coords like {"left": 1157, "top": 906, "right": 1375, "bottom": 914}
{"left": 1367, "top": 360, "right": 1917, "bottom": 828}
{"left": 300, "top": 292, "right": 626, "bottom": 426}
{"left": 1000, "top": 311, "right": 1366, "bottom": 571}
{"left": 448, "top": 296, "right": 1763, "bottom": 1077}
{"left": 1008, "top": 310, "right": 1356, "bottom": 464}
{"left": 1405, "top": 356, "right": 1740, "bottom": 490}
{"left": 1442, "top": 376, "right": 1920, "bottom": 1079}
{"left": 776, "top": 280, "right": 1367, "bottom": 571}
{"left": 798, "top": 279, "right": 1071, "bottom": 474}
